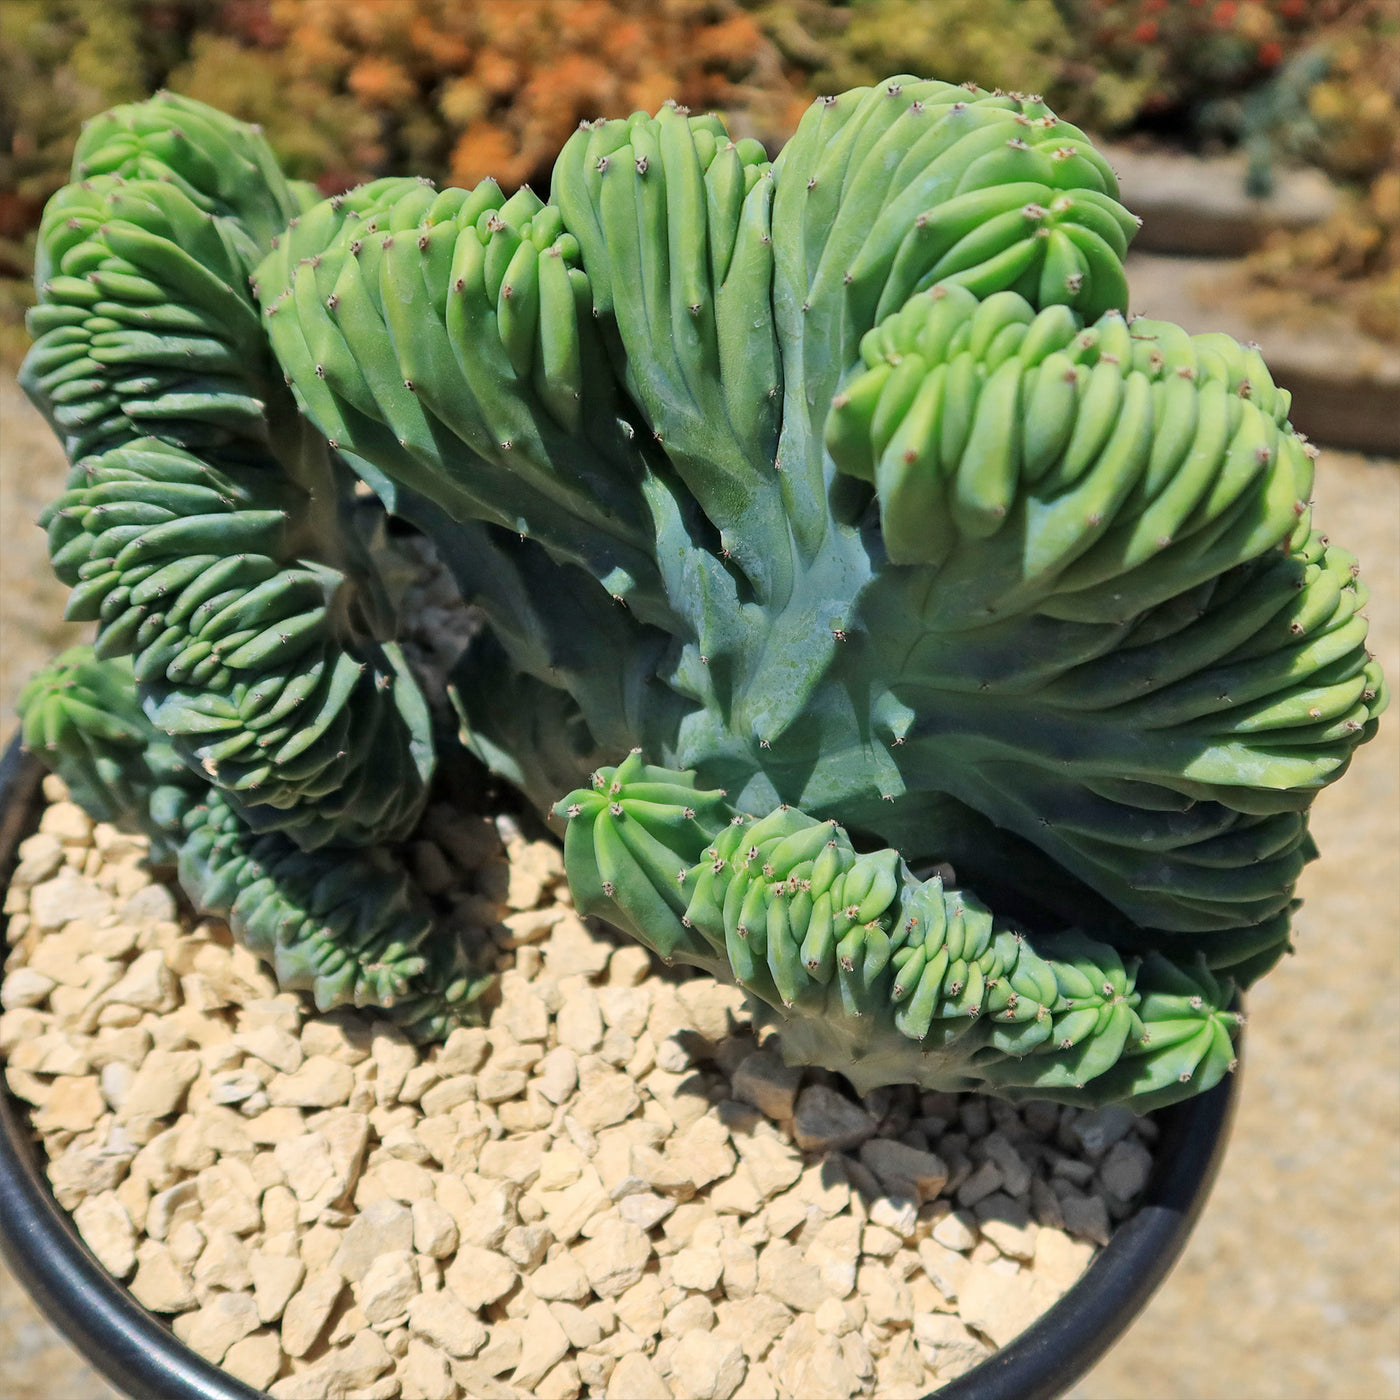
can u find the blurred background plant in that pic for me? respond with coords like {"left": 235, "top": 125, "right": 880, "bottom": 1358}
{"left": 0, "top": 0, "right": 811, "bottom": 362}
{"left": 1228, "top": 0, "right": 1399, "bottom": 343}
{"left": 2, "top": 0, "right": 1395, "bottom": 363}
{"left": 1037, "top": 0, "right": 1398, "bottom": 341}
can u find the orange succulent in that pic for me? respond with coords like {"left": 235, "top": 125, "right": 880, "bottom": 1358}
{"left": 347, "top": 56, "right": 417, "bottom": 109}
{"left": 438, "top": 75, "right": 487, "bottom": 128}
{"left": 601, "top": 19, "right": 650, "bottom": 65}
{"left": 449, "top": 121, "right": 522, "bottom": 188}
{"left": 473, "top": 48, "right": 520, "bottom": 97}
{"left": 695, "top": 14, "right": 763, "bottom": 70}
{"left": 408, "top": 15, "right": 471, "bottom": 70}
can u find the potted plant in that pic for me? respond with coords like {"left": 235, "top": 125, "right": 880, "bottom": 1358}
{"left": 2, "top": 80, "right": 1383, "bottom": 1399}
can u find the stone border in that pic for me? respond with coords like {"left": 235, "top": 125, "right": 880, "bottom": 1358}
{"left": 1125, "top": 251, "right": 1400, "bottom": 457}
{"left": 1101, "top": 142, "right": 1338, "bottom": 258}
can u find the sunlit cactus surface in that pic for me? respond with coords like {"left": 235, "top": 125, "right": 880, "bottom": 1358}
{"left": 17, "top": 86, "right": 1384, "bottom": 1097}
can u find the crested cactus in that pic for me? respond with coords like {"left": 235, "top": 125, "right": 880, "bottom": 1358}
{"left": 16, "top": 82, "right": 1384, "bottom": 1099}
{"left": 22, "top": 94, "right": 434, "bottom": 852}
{"left": 554, "top": 751, "right": 1243, "bottom": 1107}
{"left": 19, "top": 647, "right": 491, "bottom": 1040}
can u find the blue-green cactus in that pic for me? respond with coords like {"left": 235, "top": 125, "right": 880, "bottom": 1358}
{"left": 21, "top": 93, "right": 433, "bottom": 852}
{"left": 19, "top": 647, "right": 491, "bottom": 1041}
{"left": 16, "top": 82, "right": 1385, "bottom": 1102}
{"left": 18, "top": 94, "right": 466, "bottom": 1034}
{"left": 554, "top": 751, "right": 1243, "bottom": 1106}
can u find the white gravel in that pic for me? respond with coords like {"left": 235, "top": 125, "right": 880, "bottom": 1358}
{"left": 2, "top": 773, "right": 1159, "bottom": 1399}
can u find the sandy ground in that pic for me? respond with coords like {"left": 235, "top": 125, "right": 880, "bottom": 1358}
{"left": 1, "top": 377, "right": 1396, "bottom": 1400}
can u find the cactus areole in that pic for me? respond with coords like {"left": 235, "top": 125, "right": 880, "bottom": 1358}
{"left": 17, "top": 84, "right": 1385, "bottom": 1109}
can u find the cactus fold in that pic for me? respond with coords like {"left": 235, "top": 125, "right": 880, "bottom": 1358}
{"left": 22, "top": 93, "right": 433, "bottom": 851}
{"left": 555, "top": 753, "right": 1243, "bottom": 1110}
{"left": 17, "top": 80, "right": 1385, "bottom": 1091}
{"left": 18, "top": 95, "right": 452, "bottom": 1031}
{"left": 19, "top": 647, "right": 490, "bottom": 1042}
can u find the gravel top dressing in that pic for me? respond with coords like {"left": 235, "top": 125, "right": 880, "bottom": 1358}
{"left": 2, "top": 774, "right": 1157, "bottom": 1400}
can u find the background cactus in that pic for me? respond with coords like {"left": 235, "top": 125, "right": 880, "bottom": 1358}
{"left": 16, "top": 82, "right": 1384, "bottom": 1101}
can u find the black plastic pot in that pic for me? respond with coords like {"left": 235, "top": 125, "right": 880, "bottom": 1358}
{"left": 0, "top": 734, "right": 1239, "bottom": 1400}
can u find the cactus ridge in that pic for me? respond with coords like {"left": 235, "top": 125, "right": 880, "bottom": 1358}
{"left": 251, "top": 77, "right": 1383, "bottom": 990}
{"left": 252, "top": 173, "right": 672, "bottom": 619}
{"left": 814, "top": 287, "right": 1383, "bottom": 951}
{"left": 18, "top": 648, "right": 489, "bottom": 1042}
{"left": 177, "top": 789, "right": 491, "bottom": 1041}
{"left": 826, "top": 284, "right": 1308, "bottom": 592}
{"left": 37, "top": 437, "right": 432, "bottom": 849}
{"left": 25, "top": 90, "right": 311, "bottom": 464}
{"left": 558, "top": 754, "right": 1243, "bottom": 1109}
{"left": 18, "top": 645, "right": 191, "bottom": 853}
{"left": 22, "top": 173, "right": 275, "bottom": 462}
{"left": 71, "top": 90, "right": 308, "bottom": 251}
{"left": 22, "top": 96, "right": 433, "bottom": 851}
{"left": 769, "top": 80, "right": 1132, "bottom": 553}
{"left": 551, "top": 105, "right": 787, "bottom": 593}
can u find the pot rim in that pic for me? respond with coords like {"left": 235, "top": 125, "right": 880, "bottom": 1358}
{"left": 0, "top": 733, "right": 1238, "bottom": 1400}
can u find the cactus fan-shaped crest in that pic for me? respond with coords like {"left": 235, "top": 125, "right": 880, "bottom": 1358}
{"left": 18, "top": 84, "right": 1384, "bottom": 1098}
